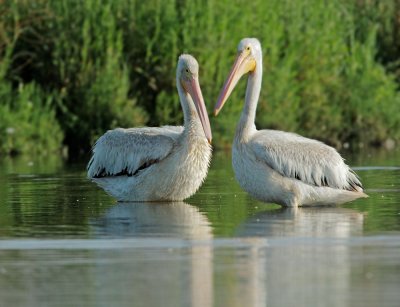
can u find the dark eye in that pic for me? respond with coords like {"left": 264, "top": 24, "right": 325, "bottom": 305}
{"left": 246, "top": 46, "right": 251, "bottom": 51}
{"left": 186, "top": 69, "right": 189, "bottom": 73}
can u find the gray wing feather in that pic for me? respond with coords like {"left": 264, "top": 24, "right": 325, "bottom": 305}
{"left": 87, "top": 126, "right": 183, "bottom": 178}
{"left": 250, "top": 130, "right": 362, "bottom": 190}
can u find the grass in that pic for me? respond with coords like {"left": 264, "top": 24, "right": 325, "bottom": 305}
{"left": 0, "top": 0, "right": 399, "bottom": 155}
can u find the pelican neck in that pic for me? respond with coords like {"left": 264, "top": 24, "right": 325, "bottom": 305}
{"left": 176, "top": 77, "right": 203, "bottom": 140}
{"left": 236, "top": 56, "right": 262, "bottom": 141}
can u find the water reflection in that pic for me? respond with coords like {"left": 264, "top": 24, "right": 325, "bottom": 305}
{"left": 214, "top": 207, "right": 365, "bottom": 307}
{"left": 91, "top": 201, "right": 212, "bottom": 239}
{"left": 0, "top": 150, "right": 400, "bottom": 307}
{"left": 89, "top": 201, "right": 213, "bottom": 307}
{"left": 237, "top": 206, "right": 364, "bottom": 237}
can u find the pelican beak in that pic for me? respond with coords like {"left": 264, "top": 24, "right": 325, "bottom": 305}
{"left": 214, "top": 49, "right": 256, "bottom": 116}
{"left": 182, "top": 77, "right": 212, "bottom": 144}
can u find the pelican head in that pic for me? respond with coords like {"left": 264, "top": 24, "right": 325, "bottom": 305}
{"left": 177, "top": 54, "right": 212, "bottom": 143}
{"left": 214, "top": 38, "right": 261, "bottom": 116}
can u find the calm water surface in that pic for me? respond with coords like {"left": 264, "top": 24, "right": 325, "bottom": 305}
{"left": 0, "top": 149, "right": 399, "bottom": 307}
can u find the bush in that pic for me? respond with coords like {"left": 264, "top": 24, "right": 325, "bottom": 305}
{"left": 0, "top": 82, "right": 63, "bottom": 155}
{"left": 0, "top": 28, "right": 62, "bottom": 155}
{"left": 0, "top": 0, "right": 399, "bottom": 154}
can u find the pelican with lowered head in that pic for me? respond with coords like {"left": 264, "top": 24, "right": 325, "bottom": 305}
{"left": 87, "top": 54, "right": 212, "bottom": 201}
{"left": 214, "top": 38, "right": 367, "bottom": 207}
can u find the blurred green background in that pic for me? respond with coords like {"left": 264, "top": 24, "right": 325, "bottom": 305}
{"left": 0, "top": 0, "right": 399, "bottom": 156}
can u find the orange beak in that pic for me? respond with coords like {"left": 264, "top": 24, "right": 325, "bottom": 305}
{"left": 182, "top": 77, "right": 212, "bottom": 144}
{"left": 214, "top": 50, "right": 256, "bottom": 116}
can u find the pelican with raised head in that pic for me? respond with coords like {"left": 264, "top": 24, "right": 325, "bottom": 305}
{"left": 214, "top": 38, "right": 367, "bottom": 207}
{"left": 87, "top": 54, "right": 212, "bottom": 201}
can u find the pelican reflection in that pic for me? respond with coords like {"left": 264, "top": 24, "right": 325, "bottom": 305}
{"left": 90, "top": 201, "right": 213, "bottom": 307}
{"left": 237, "top": 206, "right": 364, "bottom": 237}
{"left": 222, "top": 207, "right": 365, "bottom": 307}
{"left": 91, "top": 201, "right": 212, "bottom": 239}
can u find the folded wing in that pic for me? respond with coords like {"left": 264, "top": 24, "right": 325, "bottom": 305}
{"left": 250, "top": 130, "right": 362, "bottom": 191}
{"left": 87, "top": 126, "right": 183, "bottom": 178}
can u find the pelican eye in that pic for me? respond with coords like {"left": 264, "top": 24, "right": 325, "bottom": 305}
{"left": 246, "top": 46, "right": 251, "bottom": 51}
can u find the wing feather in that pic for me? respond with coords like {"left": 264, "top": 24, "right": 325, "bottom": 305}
{"left": 250, "top": 130, "right": 362, "bottom": 191}
{"left": 87, "top": 126, "right": 183, "bottom": 178}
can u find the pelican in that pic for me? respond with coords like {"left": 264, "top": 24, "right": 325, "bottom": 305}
{"left": 87, "top": 54, "right": 212, "bottom": 201}
{"left": 214, "top": 38, "right": 367, "bottom": 207}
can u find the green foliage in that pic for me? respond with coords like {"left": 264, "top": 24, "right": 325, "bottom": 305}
{"left": 0, "top": 82, "right": 63, "bottom": 155}
{"left": 0, "top": 0, "right": 399, "bottom": 155}
{"left": 0, "top": 30, "right": 62, "bottom": 155}
{"left": 51, "top": 0, "right": 148, "bottom": 151}
{"left": 0, "top": 0, "right": 148, "bottom": 154}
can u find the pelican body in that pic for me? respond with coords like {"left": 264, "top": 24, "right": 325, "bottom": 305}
{"left": 214, "top": 38, "right": 367, "bottom": 207}
{"left": 87, "top": 55, "right": 212, "bottom": 202}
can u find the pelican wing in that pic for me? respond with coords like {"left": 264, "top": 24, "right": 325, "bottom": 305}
{"left": 87, "top": 126, "right": 183, "bottom": 178}
{"left": 250, "top": 130, "right": 362, "bottom": 191}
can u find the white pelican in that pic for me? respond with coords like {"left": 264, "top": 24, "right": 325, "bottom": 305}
{"left": 214, "top": 38, "right": 367, "bottom": 207}
{"left": 87, "top": 54, "right": 212, "bottom": 201}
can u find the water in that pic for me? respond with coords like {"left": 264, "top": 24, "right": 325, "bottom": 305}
{"left": 0, "top": 150, "right": 399, "bottom": 307}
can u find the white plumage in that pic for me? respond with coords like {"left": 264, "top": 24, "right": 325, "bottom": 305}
{"left": 214, "top": 38, "right": 367, "bottom": 207}
{"left": 87, "top": 55, "right": 212, "bottom": 201}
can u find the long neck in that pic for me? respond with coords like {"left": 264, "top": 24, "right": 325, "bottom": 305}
{"left": 176, "top": 77, "right": 202, "bottom": 140}
{"left": 236, "top": 54, "right": 262, "bottom": 140}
